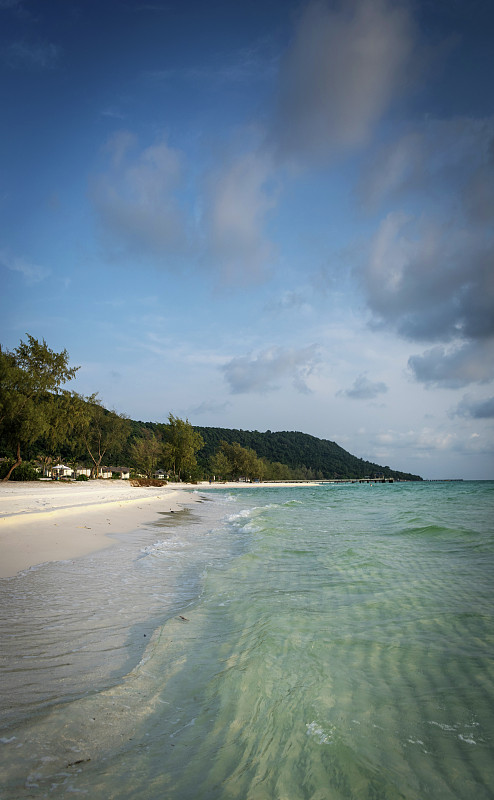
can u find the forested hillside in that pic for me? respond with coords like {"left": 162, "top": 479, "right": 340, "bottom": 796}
{"left": 193, "top": 427, "right": 422, "bottom": 481}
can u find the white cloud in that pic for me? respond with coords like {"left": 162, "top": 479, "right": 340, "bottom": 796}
{"left": 339, "top": 373, "right": 388, "bottom": 400}
{"left": 359, "top": 118, "right": 494, "bottom": 213}
{"left": 268, "top": 0, "right": 416, "bottom": 164}
{"left": 373, "top": 427, "right": 457, "bottom": 456}
{"left": 363, "top": 212, "right": 494, "bottom": 341}
{"left": 408, "top": 340, "right": 494, "bottom": 388}
{"left": 202, "top": 150, "right": 278, "bottom": 283}
{"left": 454, "top": 395, "right": 494, "bottom": 419}
{"left": 92, "top": 133, "right": 187, "bottom": 261}
{"left": 222, "top": 344, "right": 319, "bottom": 394}
{"left": 0, "top": 250, "right": 50, "bottom": 283}
{"left": 357, "top": 118, "right": 494, "bottom": 390}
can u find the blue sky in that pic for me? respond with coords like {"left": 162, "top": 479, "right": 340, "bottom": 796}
{"left": 1, "top": 0, "right": 493, "bottom": 479}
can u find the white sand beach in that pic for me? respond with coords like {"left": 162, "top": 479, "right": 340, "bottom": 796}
{"left": 0, "top": 480, "right": 198, "bottom": 578}
{"left": 0, "top": 479, "right": 323, "bottom": 578}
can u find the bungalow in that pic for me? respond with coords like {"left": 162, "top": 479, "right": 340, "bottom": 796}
{"left": 111, "top": 467, "right": 130, "bottom": 480}
{"left": 51, "top": 464, "right": 72, "bottom": 479}
{"left": 99, "top": 466, "right": 113, "bottom": 479}
{"left": 75, "top": 466, "right": 91, "bottom": 478}
{"left": 154, "top": 469, "right": 168, "bottom": 481}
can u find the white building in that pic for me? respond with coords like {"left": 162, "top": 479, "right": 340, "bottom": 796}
{"left": 51, "top": 464, "right": 72, "bottom": 479}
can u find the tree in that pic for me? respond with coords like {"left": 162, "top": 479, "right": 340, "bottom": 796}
{"left": 130, "top": 432, "right": 163, "bottom": 478}
{"left": 263, "top": 460, "right": 292, "bottom": 481}
{"left": 211, "top": 441, "right": 266, "bottom": 481}
{"left": 81, "top": 399, "right": 130, "bottom": 478}
{"left": 210, "top": 449, "right": 233, "bottom": 480}
{"left": 0, "top": 335, "right": 79, "bottom": 481}
{"left": 163, "top": 414, "right": 204, "bottom": 480}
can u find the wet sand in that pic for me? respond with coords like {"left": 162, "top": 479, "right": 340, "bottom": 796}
{"left": 0, "top": 480, "right": 198, "bottom": 578}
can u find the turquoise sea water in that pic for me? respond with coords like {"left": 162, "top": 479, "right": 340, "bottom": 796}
{"left": 1, "top": 481, "right": 493, "bottom": 799}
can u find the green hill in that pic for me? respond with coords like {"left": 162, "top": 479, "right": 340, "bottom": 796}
{"left": 193, "top": 427, "right": 422, "bottom": 481}
{"left": 4, "top": 410, "right": 421, "bottom": 481}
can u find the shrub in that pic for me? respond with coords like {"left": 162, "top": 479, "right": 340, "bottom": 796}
{"left": 0, "top": 460, "right": 39, "bottom": 481}
{"left": 76, "top": 473, "right": 89, "bottom": 481}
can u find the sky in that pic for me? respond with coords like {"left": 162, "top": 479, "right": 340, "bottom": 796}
{"left": 1, "top": 0, "right": 493, "bottom": 480}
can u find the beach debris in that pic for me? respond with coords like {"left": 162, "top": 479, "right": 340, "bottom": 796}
{"left": 66, "top": 758, "right": 91, "bottom": 767}
{"left": 178, "top": 615, "right": 189, "bottom": 622}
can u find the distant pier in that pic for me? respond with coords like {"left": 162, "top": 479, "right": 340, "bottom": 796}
{"left": 259, "top": 477, "right": 396, "bottom": 485}
{"left": 320, "top": 477, "right": 395, "bottom": 484}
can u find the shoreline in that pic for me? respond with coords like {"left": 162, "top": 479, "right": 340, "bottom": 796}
{"left": 0, "top": 479, "right": 324, "bottom": 579}
{"left": 198, "top": 480, "right": 324, "bottom": 488}
{"left": 0, "top": 480, "right": 200, "bottom": 578}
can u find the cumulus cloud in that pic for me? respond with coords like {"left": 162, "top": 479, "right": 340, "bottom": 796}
{"left": 222, "top": 345, "right": 319, "bottom": 394}
{"left": 408, "top": 340, "right": 494, "bottom": 388}
{"left": 92, "top": 132, "right": 278, "bottom": 282}
{"left": 360, "top": 118, "right": 494, "bottom": 215}
{"left": 363, "top": 212, "right": 494, "bottom": 343}
{"left": 372, "top": 426, "right": 493, "bottom": 461}
{"left": 92, "top": 132, "right": 187, "bottom": 261}
{"left": 453, "top": 395, "right": 494, "bottom": 419}
{"left": 202, "top": 151, "right": 277, "bottom": 283}
{"left": 357, "top": 117, "right": 494, "bottom": 387}
{"left": 268, "top": 0, "right": 416, "bottom": 164}
{"left": 339, "top": 373, "right": 388, "bottom": 400}
{"left": 374, "top": 427, "right": 457, "bottom": 453}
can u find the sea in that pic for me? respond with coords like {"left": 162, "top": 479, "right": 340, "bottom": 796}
{"left": 0, "top": 480, "right": 493, "bottom": 799}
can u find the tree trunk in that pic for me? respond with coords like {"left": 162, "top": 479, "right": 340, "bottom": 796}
{"left": 2, "top": 442, "right": 22, "bottom": 481}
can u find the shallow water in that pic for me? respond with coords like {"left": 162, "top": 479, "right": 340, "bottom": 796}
{"left": 1, "top": 482, "right": 493, "bottom": 798}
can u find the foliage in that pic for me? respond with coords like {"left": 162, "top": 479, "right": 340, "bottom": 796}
{"left": 211, "top": 441, "right": 266, "bottom": 481}
{"left": 81, "top": 400, "right": 130, "bottom": 478}
{"left": 75, "top": 473, "right": 89, "bottom": 481}
{"left": 195, "top": 427, "right": 422, "bottom": 481}
{"left": 209, "top": 449, "right": 232, "bottom": 480}
{"left": 0, "top": 335, "right": 79, "bottom": 481}
{"left": 129, "top": 432, "right": 163, "bottom": 478}
{"left": 162, "top": 414, "right": 204, "bottom": 480}
{"left": 0, "top": 459, "right": 39, "bottom": 481}
{"left": 123, "top": 422, "right": 422, "bottom": 481}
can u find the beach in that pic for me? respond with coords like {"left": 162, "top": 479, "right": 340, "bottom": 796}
{"left": 0, "top": 479, "right": 322, "bottom": 578}
{"left": 0, "top": 480, "right": 200, "bottom": 578}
